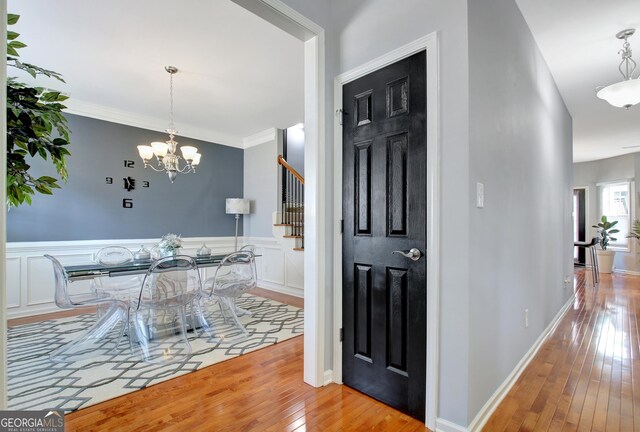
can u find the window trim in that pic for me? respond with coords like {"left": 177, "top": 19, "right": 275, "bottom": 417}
{"left": 597, "top": 179, "right": 633, "bottom": 253}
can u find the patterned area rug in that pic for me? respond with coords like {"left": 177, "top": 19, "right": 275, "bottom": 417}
{"left": 7, "top": 294, "right": 303, "bottom": 412}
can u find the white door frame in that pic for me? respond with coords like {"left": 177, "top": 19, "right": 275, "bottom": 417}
{"left": 332, "top": 33, "right": 441, "bottom": 429}
{"left": 1, "top": 0, "right": 8, "bottom": 410}
{"left": 231, "top": 0, "right": 326, "bottom": 386}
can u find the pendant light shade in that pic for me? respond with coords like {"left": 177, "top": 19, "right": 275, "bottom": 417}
{"left": 596, "top": 29, "right": 640, "bottom": 110}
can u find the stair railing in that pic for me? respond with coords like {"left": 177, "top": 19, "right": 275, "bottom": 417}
{"left": 277, "top": 155, "right": 304, "bottom": 247}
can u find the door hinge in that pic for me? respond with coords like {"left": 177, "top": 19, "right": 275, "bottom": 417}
{"left": 340, "top": 219, "right": 344, "bottom": 234}
{"left": 339, "top": 328, "right": 344, "bottom": 342}
{"left": 336, "top": 108, "right": 344, "bottom": 126}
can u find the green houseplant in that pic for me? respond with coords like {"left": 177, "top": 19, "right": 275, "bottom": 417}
{"left": 627, "top": 219, "right": 640, "bottom": 242}
{"left": 592, "top": 215, "right": 619, "bottom": 273}
{"left": 6, "top": 13, "right": 71, "bottom": 208}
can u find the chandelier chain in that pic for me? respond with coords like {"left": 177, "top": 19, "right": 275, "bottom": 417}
{"left": 169, "top": 71, "right": 174, "bottom": 131}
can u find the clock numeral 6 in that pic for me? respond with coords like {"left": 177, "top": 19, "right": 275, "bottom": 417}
{"left": 106, "top": 177, "right": 113, "bottom": 184}
{"left": 123, "top": 198, "right": 133, "bottom": 209}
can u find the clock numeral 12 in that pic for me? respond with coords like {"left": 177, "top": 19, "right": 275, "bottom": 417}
{"left": 124, "top": 160, "right": 135, "bottom": 168}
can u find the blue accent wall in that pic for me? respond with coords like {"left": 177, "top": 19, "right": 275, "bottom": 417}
{"left": 7, "top": 114, "right": 244, "bottom": 241}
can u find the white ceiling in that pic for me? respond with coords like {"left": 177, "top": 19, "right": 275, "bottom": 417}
{"left": 515, "top": 0, "right": 640, "bottom": 163}
{"left": 8, "top": 0, "right": 304, "bottom": 148}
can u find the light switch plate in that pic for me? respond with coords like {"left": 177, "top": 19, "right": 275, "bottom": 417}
{"left": 477, "top": 182, "right": 484, "bottom": 208}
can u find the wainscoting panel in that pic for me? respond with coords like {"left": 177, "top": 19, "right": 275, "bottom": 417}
{"left": 6, "top": 236, "right": 303, "bottom": 319}
{"left": 6, "top": 258, "right": 21, "bottom": 309}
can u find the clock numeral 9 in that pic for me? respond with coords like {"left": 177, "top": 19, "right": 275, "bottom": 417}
{"left": 106, "top": 177, "right": 113, "bottom": 184}
{"left": 124, "top": 160, "right": 135, "bottom": 168}
{"left": 123, "top": 198, "right": 133, "bottom": 209}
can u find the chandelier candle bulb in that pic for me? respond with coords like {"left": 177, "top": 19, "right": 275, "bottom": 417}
{"left": 180, "top": 146, "right": 198, "bottom": 162}
{"left": 150, "top": 142, "right": 169, "bottom": 158}
{"left": 137, "top": 145, "right": 154, "bottom": 161}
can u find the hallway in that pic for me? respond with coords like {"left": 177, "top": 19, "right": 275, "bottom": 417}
{"left": 485, "top": 269, "right": 640, "bottom": 431}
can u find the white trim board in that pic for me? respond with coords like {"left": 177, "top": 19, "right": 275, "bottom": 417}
{"left": 466, "top": 293, "right": 576, "bottom": 432}
{"left": 1, "top": 0, "right": 8, "bottom": 409}
{"left": 232, "top": 0, "right": 326, "bottom": 388}
{"left": 332, "top": 32, "right": 441, "bottom": 430}
{"left": 65, "top": 99, "right": 244, "bottom": 149}
{"left": 436, "top": 418, "right": 467, "bottom": 432}
{"left": 243, "top": 128, "right": 277, "bottom": 149}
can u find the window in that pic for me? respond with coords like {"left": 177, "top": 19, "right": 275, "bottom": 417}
{"left": 599, "top": 181, "right": 631, "bottom": 249}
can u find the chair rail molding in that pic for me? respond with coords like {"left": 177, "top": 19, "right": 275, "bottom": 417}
{"left": 5, "top": 236, "right": 302, "bottom": 320}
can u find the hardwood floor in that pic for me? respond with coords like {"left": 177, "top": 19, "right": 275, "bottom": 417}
{"left": 484, "top": 268, "right": 640, "bottom": 431}
{"left": 18, "top": 269, "right": 636, "bottom": 431}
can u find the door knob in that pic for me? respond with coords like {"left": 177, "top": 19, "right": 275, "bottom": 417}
{"left": 392, "top": 248, "right": 422, "bottom": 261}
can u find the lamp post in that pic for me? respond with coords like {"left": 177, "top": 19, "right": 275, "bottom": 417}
{"left": 226, "top": 198, "right": 250, "bottom": 251}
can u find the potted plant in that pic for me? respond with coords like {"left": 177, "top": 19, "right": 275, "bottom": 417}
{"left": 592, "top": 215, "right": 619, "bottom": 273}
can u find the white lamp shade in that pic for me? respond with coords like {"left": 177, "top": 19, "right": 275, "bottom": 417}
{"left": 192, "top": 153, "right": 202, "bottom": 166}
{"left": 180, "top": 145, "right": 198, "bottom": 161}
{"left": 226, "top": 198, "right": 250, "bottom": 215}
{"left": 137, "top": 145, "right": 154, "bottom": 160}
{"left": 151, "top": 141, "right": 169, "bottom": 157}
{"left": 597, "top": 79, "right": 640, "bottom": 108}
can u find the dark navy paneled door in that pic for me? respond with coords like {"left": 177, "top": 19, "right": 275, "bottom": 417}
{"left": 342, "top": 50, "right": 427, "bottom": 421}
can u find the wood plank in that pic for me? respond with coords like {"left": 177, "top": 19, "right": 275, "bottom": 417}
{"left": 485, "top": 269, "right": 640, "bottom": 431}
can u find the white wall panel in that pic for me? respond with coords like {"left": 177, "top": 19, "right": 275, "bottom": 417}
{"left": 6, "top": 258, "right": 20, "bottom": 309}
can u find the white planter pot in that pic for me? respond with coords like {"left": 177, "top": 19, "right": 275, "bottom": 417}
{"left": 596, "top": 249, "right": 615, "bottom": 274}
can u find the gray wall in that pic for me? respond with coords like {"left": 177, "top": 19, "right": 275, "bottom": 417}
{"left": 7, "top": 114, "right": 243, "bottom": 241}
{"left": 468, "top": 0, "right": 573, "bottom": 422}
{"left": 574, "top": 153, "right": 638, "bottom": 272}
{"left": 244, "top": 140, "right": 278, "bottom": 238}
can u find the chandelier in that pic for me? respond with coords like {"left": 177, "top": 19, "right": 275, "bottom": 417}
{"left": 137, "top": 66, "right": 201, "bottom": 183}
{"left": 596, "top": 29, "right": 640, "bottom": 110}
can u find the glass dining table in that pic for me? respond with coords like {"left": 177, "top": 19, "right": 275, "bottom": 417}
{"left": 64, "top": 254, "right": 229, "bottom": 281}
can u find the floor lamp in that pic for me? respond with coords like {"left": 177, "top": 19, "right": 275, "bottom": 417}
{"left": 226, "top": 198, "right": 250, "bottom": 251}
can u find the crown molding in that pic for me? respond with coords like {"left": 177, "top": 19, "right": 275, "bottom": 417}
{"left": 243, "top": 128, "right": 277, "bottom": 149}
{"left": 64, "top": 99, "right": 244, "bottom": 149}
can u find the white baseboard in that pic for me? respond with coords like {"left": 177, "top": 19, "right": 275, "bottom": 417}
{"left": 466, "top": 293, "right": 576, "bottom": 431}
{"left": 613, "top": 269, "right": 640, "bottom": 276}
{"left": 323, "top": 369, "right": 333, "bottom": 385}
{"left": 257, "top": 280, "right": 304, "bottom": 298}
{"left": 436, "top": 418, "right": 467, "bottom": 432}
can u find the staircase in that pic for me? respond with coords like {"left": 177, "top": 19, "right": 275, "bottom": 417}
{"left": 276, "top": 155, "right": 304, "bottom": 251}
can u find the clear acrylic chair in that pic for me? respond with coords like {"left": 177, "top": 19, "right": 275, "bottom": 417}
{"left": 128, "top": 256, "right": 205, "bottom": 364}
{"left": 45, "top": 254, "right": 128, "bottom": 363}
{"left": 202, "top": 251, "right": 257, "bottom": 342}
{"left": 234, "top": 245, "right": 257, "bottom": 317}
{"left": 91, "top": 246, "right": 141, "bottom": 318}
